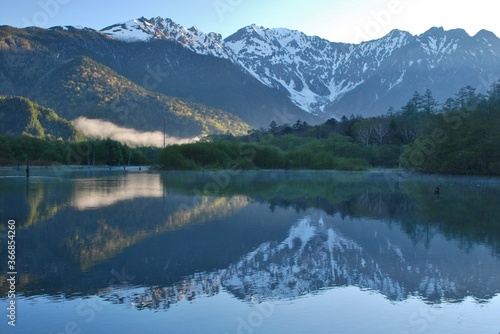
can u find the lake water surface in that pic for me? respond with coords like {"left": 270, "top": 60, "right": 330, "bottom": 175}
{"left": 1, "top": 169, "right": 499, "bottom": 333}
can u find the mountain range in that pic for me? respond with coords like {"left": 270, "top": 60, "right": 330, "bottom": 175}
{"left": 1, "top": 17, "right": 499, "bottom": 139}
{"left": 100, "top": 17, "right": 500, "bottom": 116}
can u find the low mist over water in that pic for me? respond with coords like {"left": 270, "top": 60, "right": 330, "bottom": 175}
{"left": 72, "top": 117, "right": 199, "bottom": 147}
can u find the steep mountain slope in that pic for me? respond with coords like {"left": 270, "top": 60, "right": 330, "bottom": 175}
{"left": 0, "top": 24, "right": 317, "bottom": 132}
{"left": 327, "top": 28, "right": 500, "bottom": 117}
{"left": 0, "top": 95, "right": 83, "bottom": 140}
{"left": 225, "top": 26, "right": 500, "bottom": 117}
{"left": 224, "top": 25, "right": 362, "bottom": 113}
{"left": 100, "top": 16, "right": 232, "bottom": 59}
{"left": 32, "top": 56, "right": 251, "bottom": 137}
{"left": 110, "top": 37, "right": 318, "bottom": 127}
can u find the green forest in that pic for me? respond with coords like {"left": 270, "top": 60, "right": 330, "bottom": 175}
{"left": 1, "top": 82, "right": 499, "bottom": 176}
{"left": 0, "top": 135, "right": 156, "bottom": 167}
{"left": 0, "top": 95, "right": 84, "bottom": 141}
{"left": 160, "top": 82, "right": 500, "bottom": 176}
{"left": 0, "top": 95, "right": 158, "bottom": 166}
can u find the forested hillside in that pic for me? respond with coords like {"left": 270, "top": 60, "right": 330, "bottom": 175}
{"left": 160, "top": 82, "right": 500, "bottom": 176}
{"left": 0, "top": 96, "right": 83, "bottom": 141}
{"left": 0, "top": 25, "right": 312, "bottom": 133}
{"left": 31, "top": 56, "right": 251, "bottom": 137}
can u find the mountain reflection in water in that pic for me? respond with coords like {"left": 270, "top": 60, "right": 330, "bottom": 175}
{"left": 1, "top": 170, "right": 499, "bottom": 310}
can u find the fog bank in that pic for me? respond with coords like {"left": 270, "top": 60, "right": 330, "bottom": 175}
{"left": 72, "top": 117, "right": 198, "bottom": 147}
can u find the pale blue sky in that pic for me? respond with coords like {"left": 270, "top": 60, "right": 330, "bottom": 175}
{"left": 0, "top": 0, "right": 498, "bottom": 43}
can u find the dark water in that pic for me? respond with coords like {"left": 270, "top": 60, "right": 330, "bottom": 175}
{"left": 1, "top": 169, "right": 500, "bottom": 333}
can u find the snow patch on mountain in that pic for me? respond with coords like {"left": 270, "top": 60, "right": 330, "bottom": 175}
{"left": 100, "top": 19, "right": 152, "bottom": 42}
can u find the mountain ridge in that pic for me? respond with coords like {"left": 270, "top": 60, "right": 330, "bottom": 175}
{"left": 101, "top": 17, "right": 500, "bottom": 117}
{"left": 1, "top": 22, "right": 316, "bottom": 134}
{"left": 1, "top": 18, "right": 499, "bottom": 139}
{"left": 100, "top": 16, "right": 232, "bottom": 59}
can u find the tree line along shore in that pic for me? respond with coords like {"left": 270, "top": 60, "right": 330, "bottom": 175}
{"left": 1, "top": 83, "right": 499, "bottom": 176}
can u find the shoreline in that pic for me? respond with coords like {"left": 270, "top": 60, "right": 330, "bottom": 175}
{"left": 0, "top": 165, "right": 150, "bottom": 177}
{"left": 1, "top": 165, "right": 499, "bottom": 180}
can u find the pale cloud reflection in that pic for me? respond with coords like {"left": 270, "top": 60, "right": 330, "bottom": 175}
{"left": 72, "top": 174, "right": 164, "bottom": 210}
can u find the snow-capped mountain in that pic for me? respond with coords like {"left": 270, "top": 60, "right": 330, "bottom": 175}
{"left": 100, "top": 16, "right": 232, "bottom": 59}
{"left": 3, "top": 17, "right": 499, "bottom": 127}
{"left": 225, "top": 25, "right": 360, "bottom": 113}
{"left": 101, "top": 17, "right": 500, "bottom": 118}
{"left": 225, "top": 25, "right": 500, "bottom": 117}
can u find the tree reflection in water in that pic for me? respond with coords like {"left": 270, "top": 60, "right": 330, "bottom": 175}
{"left": 0, "top": 170, "right": 499, "bottom": 308}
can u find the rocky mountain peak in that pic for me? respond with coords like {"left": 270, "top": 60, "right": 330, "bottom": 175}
{"left": 100, "top": 16, "right": 231, "bottom": 59}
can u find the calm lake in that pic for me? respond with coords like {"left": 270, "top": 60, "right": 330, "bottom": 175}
{"left": 1, "top": 169, "right": 499, "bottom": 333}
